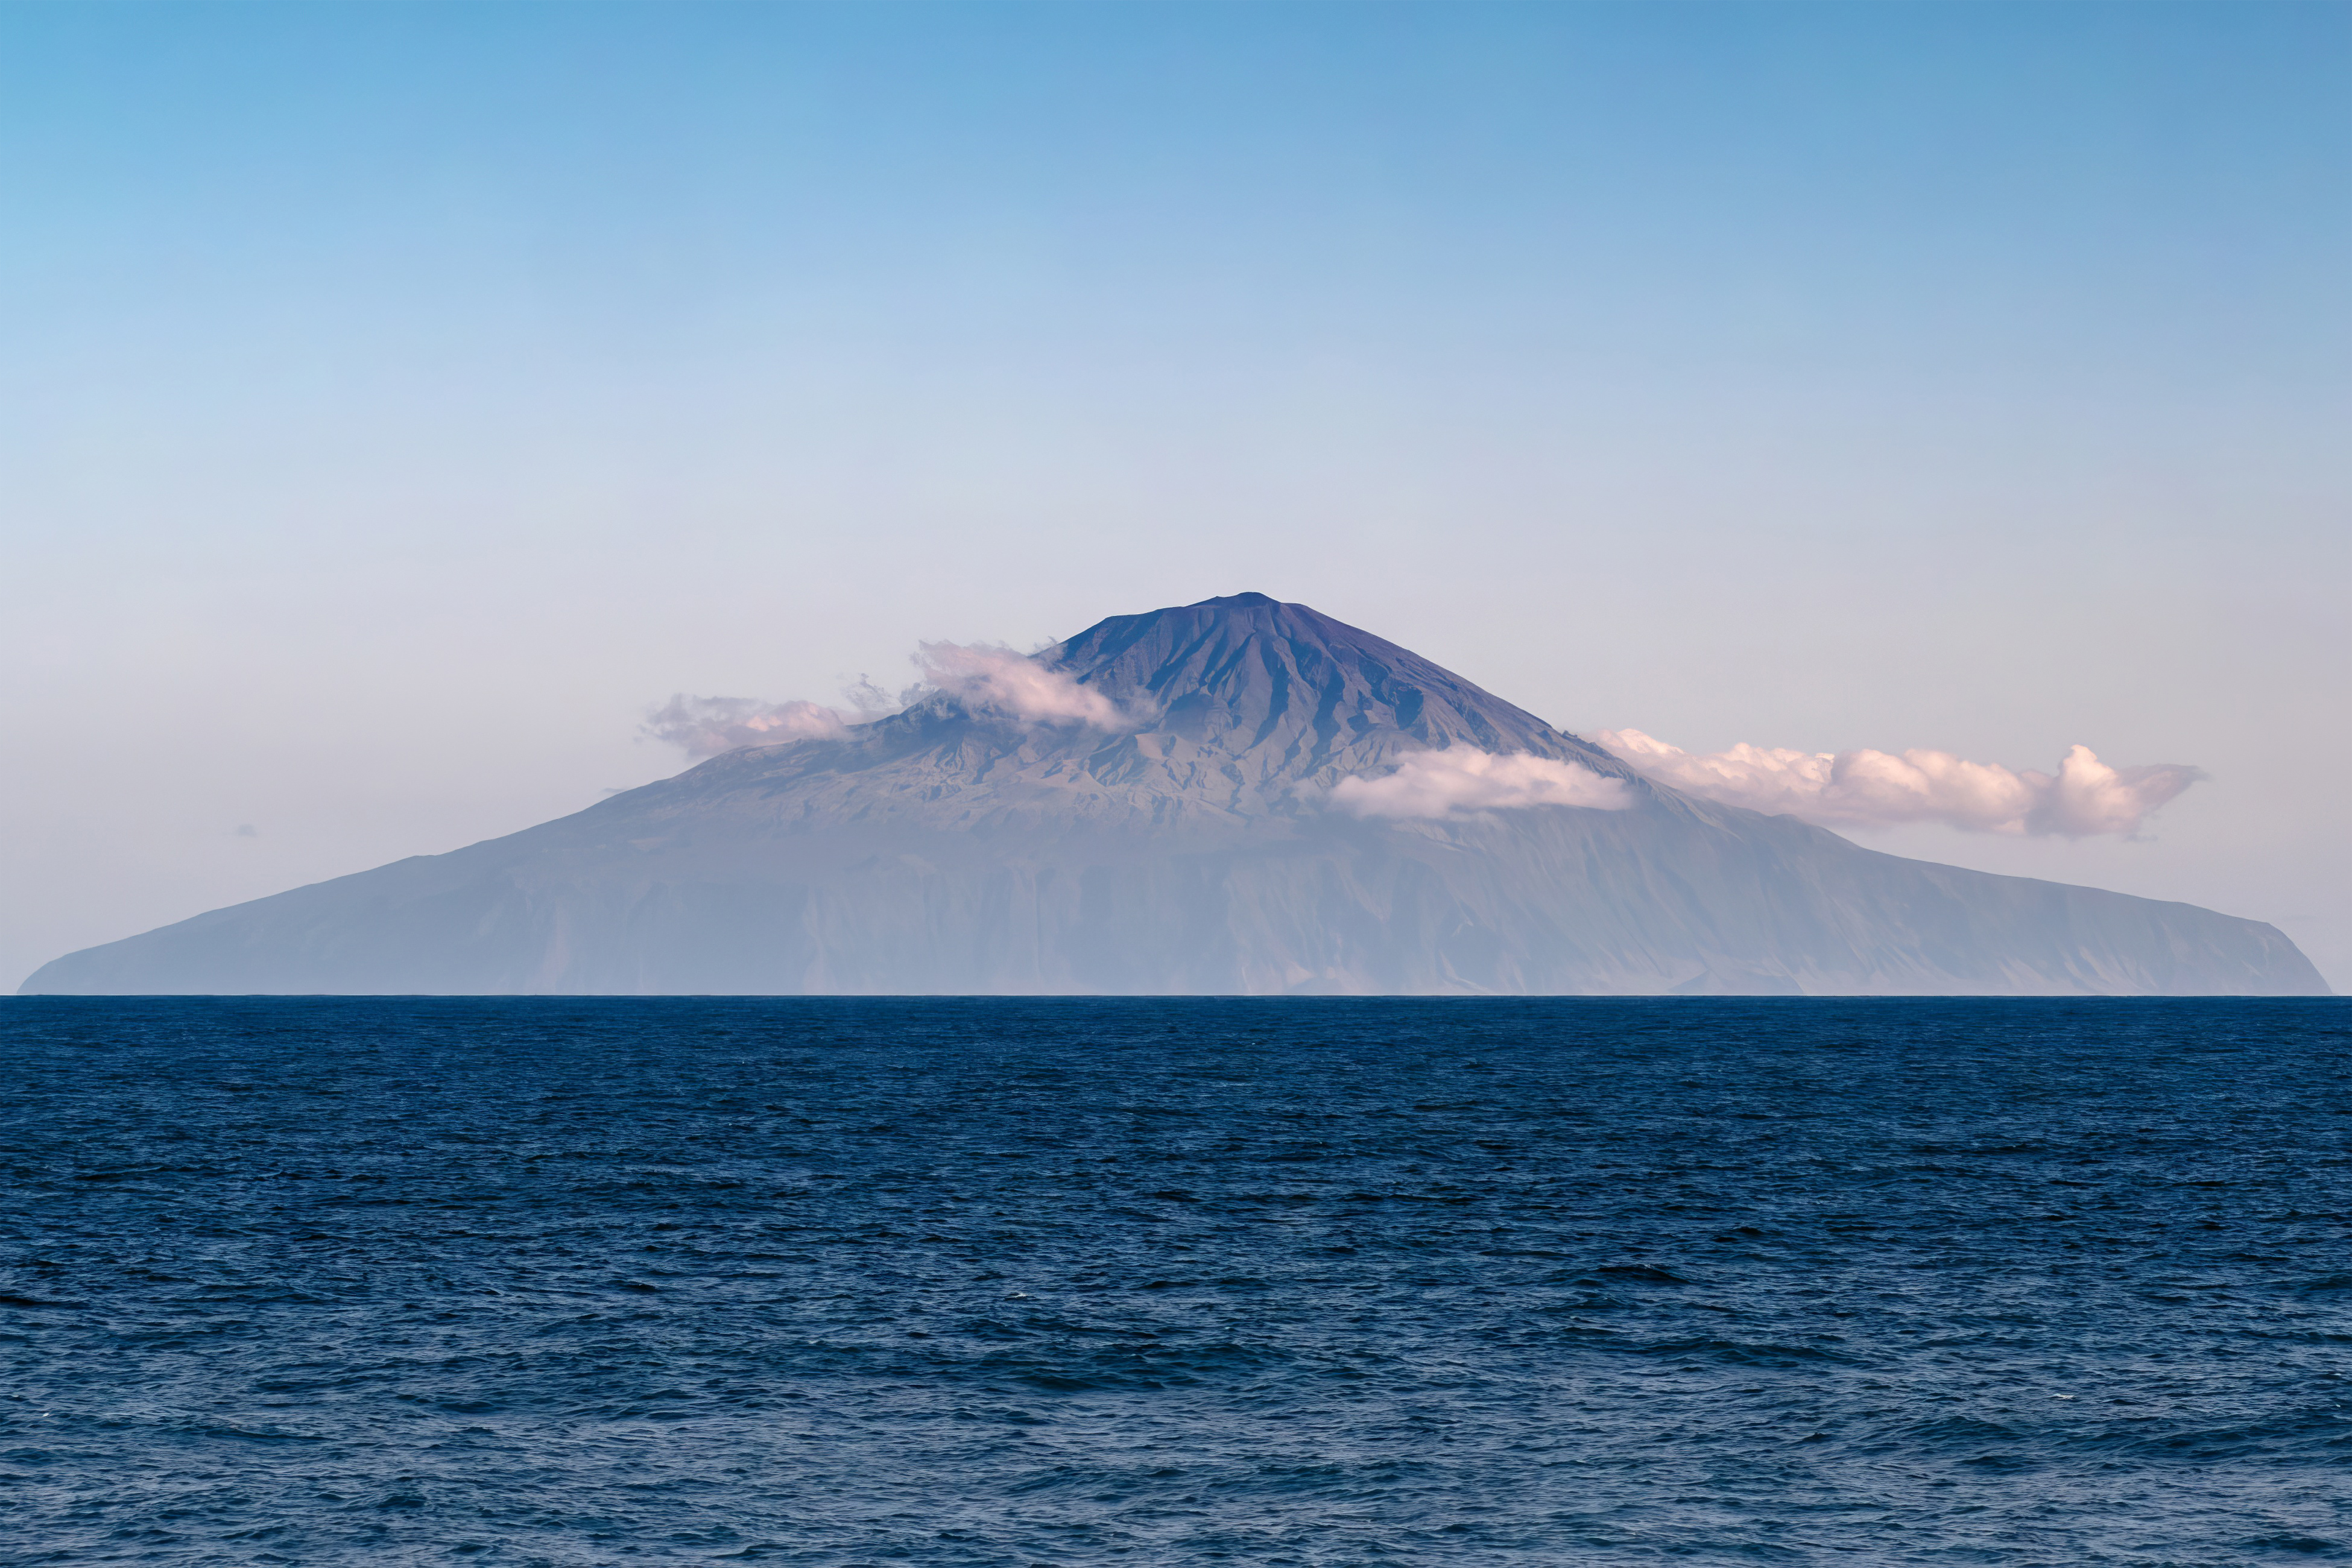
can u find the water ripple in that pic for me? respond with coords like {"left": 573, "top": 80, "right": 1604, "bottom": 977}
{"left": 1, "top": 995, "right": 2347, "bottom": 1564}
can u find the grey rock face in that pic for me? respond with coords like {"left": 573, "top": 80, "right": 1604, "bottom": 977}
{"left": 19, "top": 593, "right": 2328, "bottom": 996}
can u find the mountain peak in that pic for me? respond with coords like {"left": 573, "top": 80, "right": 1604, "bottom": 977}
{"left": 20, "top": 589, "right": 2327, "bottom": 997}
{"left": 1044, "top": 595, "right": 1619, "bottom": 784}
{"left": 642, "top": 593, "right": 1634, "bottom": 835}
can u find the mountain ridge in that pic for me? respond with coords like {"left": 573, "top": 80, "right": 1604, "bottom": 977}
{"left": 19, "top": 593, "right": 2327, "bottom": 996}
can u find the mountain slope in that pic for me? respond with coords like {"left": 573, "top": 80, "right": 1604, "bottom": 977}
{"left": 19, "top": 593, "right": 2327, "bottom": 996}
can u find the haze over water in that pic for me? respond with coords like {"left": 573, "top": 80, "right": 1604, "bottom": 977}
{"left": 6, "top": 1, "right": 2347, "bottom": 987}
{"left": 7, "top": 997, "right": 2348, "bottom": 1563}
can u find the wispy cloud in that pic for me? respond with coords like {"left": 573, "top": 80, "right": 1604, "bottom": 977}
{"left": 915, "top": 642, "right": 1132, "bottom": 729}
{"left": 643, "top": 696, "right": 853, "bottom": 759}
{"left": 1330, "top": 745, "right": 1633, "bottom": 819}
{"left": 1595, "top": 730, "right": 2202, "bottom": 837}
{"left": 645, "top": 642, "right": 1134, "bottom": 758}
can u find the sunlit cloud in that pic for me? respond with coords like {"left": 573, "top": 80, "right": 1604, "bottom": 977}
{"left": 646, "top": 642, "right": 1135, "bottom": 758}
{"left": 1595, "top": 729, "right": 2202, "bottom": 837}
{"left": 643, "top": 697, "right": 854, "bottom": 759}
{"left": 914, "top": 642, "right": 1133, "bottom": 730}
{"left": 1330, "top": 745, "right": 1634, "bottom": 819}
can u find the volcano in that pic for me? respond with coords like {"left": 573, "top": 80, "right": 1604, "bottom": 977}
{"left": 19, "top": 593, "right": 2325, "bottom": 996}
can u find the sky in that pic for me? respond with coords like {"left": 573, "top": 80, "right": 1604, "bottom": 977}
{"left": 4, "top": 0, "right": 2347, "bottom": 987}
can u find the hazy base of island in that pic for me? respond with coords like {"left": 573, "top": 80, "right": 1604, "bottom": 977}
{"left": 19, "top": 595, "right": 2327, "bottom": 997}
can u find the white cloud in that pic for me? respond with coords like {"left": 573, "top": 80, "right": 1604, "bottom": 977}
{"left": 914, "top": 641, "right": 1131, "bottom": 729}
{"left": 1595, "top": 729, "right": 2202, "bottom": 838}
{"left": 643, "top": 696, "right": 852, "bottom": 759}
{"left": 1329, "top": 745, "right": 1634, "bottom": 819}
{"left": 645, "top": 643, "right": 1131, "bottom": 759}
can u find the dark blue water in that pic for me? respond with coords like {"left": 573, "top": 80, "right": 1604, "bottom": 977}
{"left": 3, "top": 999, "right": 2350, "bottom": 1565}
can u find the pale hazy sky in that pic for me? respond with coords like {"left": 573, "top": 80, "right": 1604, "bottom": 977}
{"left": 5, "top": 1, "right": 2347, "bottom": 985}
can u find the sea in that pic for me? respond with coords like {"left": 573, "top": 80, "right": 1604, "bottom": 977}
{"left": 2, "top": 997, "right": 2348, "bottom": 1566}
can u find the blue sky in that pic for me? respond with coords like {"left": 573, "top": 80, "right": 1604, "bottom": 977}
{"left": 4, "top": 1, "right": 2347, "bottom": 982}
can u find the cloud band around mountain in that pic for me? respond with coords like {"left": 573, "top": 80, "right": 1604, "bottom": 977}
{"left": 1594, "top": 729, "right": 2201, "bottom": 837}
{"left": 644, "top": 656, "right": 2199, "bottom": 844}
{"left": 1329, "top": 746, "right": 1633, "bottom": 819}
{"left": 914, "top": 642, "right": 1131, "bottom": 729}
{"left": 646, "top": 642, "right": 1132, "bottom": 758}
{"left": 642, "top": 697, "right": 854, "bottom": 759}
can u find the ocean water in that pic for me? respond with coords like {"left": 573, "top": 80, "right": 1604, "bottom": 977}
{"left": 2, "top": 998, "right": 2348, "bottom": 1566}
